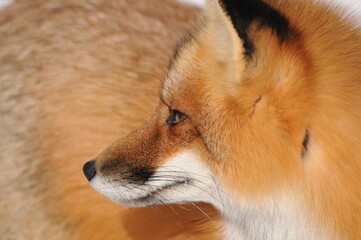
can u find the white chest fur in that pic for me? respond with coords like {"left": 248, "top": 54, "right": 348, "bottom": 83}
{"left": 219, "top": 195, "right": 330, "bottom": 240}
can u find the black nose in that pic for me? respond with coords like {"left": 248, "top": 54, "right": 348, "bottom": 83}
{"left": 83, "top": 160, "right": 97, "bottom": 181}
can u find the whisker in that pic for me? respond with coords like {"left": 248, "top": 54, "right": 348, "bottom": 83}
{"left": 175, "top": 204, "right": 192, "bottom": 212}
{"left": 191, "top": 202, "right": 215, "bottom": 223}
{"left": 142, "top": 178, "right": 222, "bottom": 205}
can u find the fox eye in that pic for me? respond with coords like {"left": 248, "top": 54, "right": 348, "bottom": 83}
{"left": 166, "top": 110, "right": 188, "bottom": 126}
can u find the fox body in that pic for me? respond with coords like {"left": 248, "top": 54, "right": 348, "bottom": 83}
{"left": 85, "top": 0, "right": 361, "bottom": 239}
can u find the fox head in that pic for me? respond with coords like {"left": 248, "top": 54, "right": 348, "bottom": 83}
{"left": 84, "top": 0, "right": 361, "bottom": 238}
{"left": 83, "top": 0, "right": 310, "bottom": 218}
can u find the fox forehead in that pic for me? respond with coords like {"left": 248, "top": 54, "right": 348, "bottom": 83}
{"left": 161, "top": 37, "right": 202, "bottom": 107}
{"left": 161, "top": 29, "right": 236, "bottom": 116}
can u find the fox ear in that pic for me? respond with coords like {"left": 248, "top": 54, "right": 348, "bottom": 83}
{"left": 205, "top": 0, "right": 246, "bottom": 86}
{"left": 205, "top": 0, "right": 244, "bottom": 80}
{"left": 206, "top": 0, "right": 290, "bottom": 56}
{"left": 204, "top": 0, "right": 290, "bottom": 83}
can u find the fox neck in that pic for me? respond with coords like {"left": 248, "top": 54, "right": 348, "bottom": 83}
{"left": 217, "top": 193, "right": 327, "bottom": 240}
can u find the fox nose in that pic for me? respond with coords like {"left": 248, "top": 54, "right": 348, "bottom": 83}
{"left": 83, "top": 159, "right": 97, "bottom": 181}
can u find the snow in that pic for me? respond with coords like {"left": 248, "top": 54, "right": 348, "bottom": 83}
{"left": 0, "top": 0, "right": 13, "bottom": 10}
{"left": 176, "top": 0, "right": 205, "bottom": 8}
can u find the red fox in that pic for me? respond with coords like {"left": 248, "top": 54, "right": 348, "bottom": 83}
{"left": 84, "top": 0, "right": 361, "bottom": 239}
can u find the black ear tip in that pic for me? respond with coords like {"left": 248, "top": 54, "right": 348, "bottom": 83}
{"left": 218, "top": 0, "right": 291, "bottom": 55}
{"left": 83, "top": 160, "right": 97, "bottom": 181}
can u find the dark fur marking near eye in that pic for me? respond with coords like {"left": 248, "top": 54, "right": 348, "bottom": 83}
{"left": 219, "top": 0, "right": 291, "bottom": 57}
{"left": 302, "top": 130, "right": 310, "bottom": 158}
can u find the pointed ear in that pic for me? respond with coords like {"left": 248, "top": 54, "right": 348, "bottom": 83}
{"left": 203, "top": 0, "right": 291, "bottom": 86}
{"left": 205, "top": 0, "right": 243, "bottom": 59}
{"left": 205, "top": 0, "right": 245, "bottom": 84}
{"left": 206, "top": 0, "right": 290, "bottom": 56}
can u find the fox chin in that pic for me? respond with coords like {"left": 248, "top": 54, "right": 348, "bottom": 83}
{"left": 84, "top": 0, "right": 361, "bottom": 239}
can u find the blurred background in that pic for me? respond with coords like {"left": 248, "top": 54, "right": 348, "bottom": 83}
{"left": 0, "top": 0, "right": 220, "bottom": 239}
